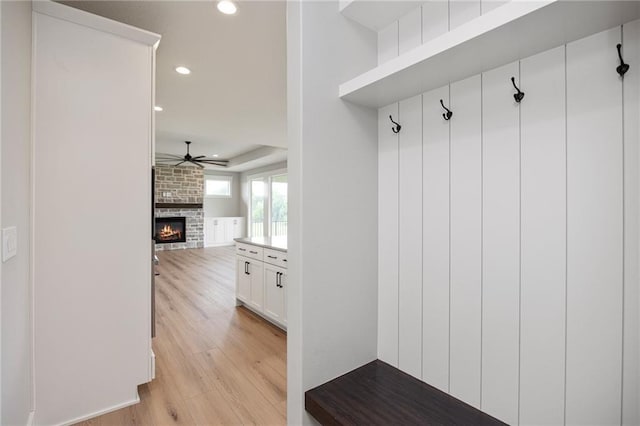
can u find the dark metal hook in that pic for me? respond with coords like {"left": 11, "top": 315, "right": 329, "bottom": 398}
{"left": 617, "top": 43, "right": 629, "bottom": 77}
{"left": 440, "top": 99, "right": 452, "bottom": 121}
{"left": 511, "top": 77, "right": 525, "bottom": 103}
{"left": 389, "top": 115, "right": 401, "bottom": 133}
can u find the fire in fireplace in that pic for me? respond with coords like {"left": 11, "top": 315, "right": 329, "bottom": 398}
{"left": 155, "top": 217, "right": 186, "bottom": 244}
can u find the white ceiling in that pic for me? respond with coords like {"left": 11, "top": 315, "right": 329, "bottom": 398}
{"left": 61, "top": 0, "right": 287, "bottom": 170}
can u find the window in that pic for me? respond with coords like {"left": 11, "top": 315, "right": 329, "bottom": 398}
{"left": 205, "top": 175, "right": 232, "bottom": 198}
{"left": 249, "top": 170, "right": 287, "bottom": 238}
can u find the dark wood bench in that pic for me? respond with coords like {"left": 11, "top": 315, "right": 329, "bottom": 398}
{"left": 305, "top": 360, "right": 507, "bottom": 425}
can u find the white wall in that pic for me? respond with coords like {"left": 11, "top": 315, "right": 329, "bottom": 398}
{"left": 287, "top": 2, "right": 378, "bottom": 424}
{"left": 203, "top": 171, "right": 242, "bottom": 217}
{"left": 377, "top": 20, "right": 640, "bottom": 426}
{"left": 32, "top": 4, "right": 158, "bottom": 424}
{"left": 1, "top": 2, "right": 33, "bottom": 425}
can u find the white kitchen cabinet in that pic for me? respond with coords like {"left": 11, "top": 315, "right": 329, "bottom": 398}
{"left": 236, "top": 257, "right": 251, "bottom": 303}
{"left": 204, "top": 217, "right": 245, "bottom": 247}
{"left": 236, "top": 255, "right": 264, "bottom": 311}
{"left": 235, "top": 239, "right": 287, "bottom": 330}
{"left": 264, "top": 264, "right": 287, "bottom": 326}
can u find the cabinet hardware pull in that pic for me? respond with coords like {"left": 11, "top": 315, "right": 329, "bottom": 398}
{"left": 250, "top": 250, "right": 258, "bottom": 254}
{"left": 282, "top": 259, "right": 287, "bottom": 262}
{"left": 245, "top": 261, "right": 250, "bottom": 275}
{"left": 239, "top": 248, "right": 246, "bottom": 251}
{"left": 268, "top": 255, "right": 277, "bottom": 259}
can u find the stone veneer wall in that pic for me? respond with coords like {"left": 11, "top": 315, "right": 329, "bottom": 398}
{"left": 154, "top": 165, "right": 204, "bottom": 251}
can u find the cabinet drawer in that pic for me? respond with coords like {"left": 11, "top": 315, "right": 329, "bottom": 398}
{"left": 264, "top": 248, "right": 288, "bottom": 269}
{"left": 236, "top": 243, "right": 263, "bottom": 261}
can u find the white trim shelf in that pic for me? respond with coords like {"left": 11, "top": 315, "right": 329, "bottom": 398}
{"left": 339, "top": 1, "right": 640, "bottom": 108}
{"left": 339, "top": 0, "right": 421, "bottom": 31}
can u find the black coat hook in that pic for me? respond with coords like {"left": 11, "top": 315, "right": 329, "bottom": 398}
{"left": 440, "top": 99, "right": 453, "bottom": 121}
{"left": 389, "top": 115, "right": 401, "bottom": 133}
{"left": 511, "top": 77, "right": 525, "bottom": 103}
{"left": 617, "top": 43, "right": 629, "bottom": 78}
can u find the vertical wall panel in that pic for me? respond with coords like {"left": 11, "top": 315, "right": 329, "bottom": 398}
{"left": 622, "top": 19, "right": 640, "bottom": 426}
{"left": 481, "top": 61, "right": 520, "bottom": 425}
{"left": 422, "top": 85, "right": 450, "bottom": 392}
{"left": 481, "top": 0, "right": 508, "bottom": 14}
{"left": 398, "top": 95, "right": 423, "bottom": 379}
{"left": 378, "top": 103, "right": 399, "bottom": 367}
{"left": 422, "top": 1, "right": 448, "bottom": 44}
{"left": 378, "top": 21, "right": 398, "bottom": 65}
{"left": 449, "top": 75, "right": 482, "bottom": 408}
{"left": 519, "top": 45, "right": 567, "bottom": 426}
{"left": 566, "top": 26, "right": 623, "bottom": 425}
{"left": 398, "top": 6, "right": 422, "bottom": 55}
{"left": 450, "top": 0, "right": 480, "bottom": 31}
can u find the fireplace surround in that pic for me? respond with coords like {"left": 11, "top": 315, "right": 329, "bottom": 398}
{"left": 155, "top": 216, "right": 186, "bottom": 244}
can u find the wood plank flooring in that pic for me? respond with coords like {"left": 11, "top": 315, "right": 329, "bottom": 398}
{"left": 75, "top": 247, "right": 287, "bottom": 426}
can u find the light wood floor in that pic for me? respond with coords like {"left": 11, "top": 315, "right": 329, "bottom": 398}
{"left": 76, "top": 247, "right": 287, "bottom": 426}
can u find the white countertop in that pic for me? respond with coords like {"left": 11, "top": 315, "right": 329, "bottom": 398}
{"left": 234, "top": 236, "right": 287, "bottom": 252}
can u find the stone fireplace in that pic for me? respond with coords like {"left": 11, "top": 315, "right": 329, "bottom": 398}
{"left": 154, "top": 164, "right": 204, "bottom": 251}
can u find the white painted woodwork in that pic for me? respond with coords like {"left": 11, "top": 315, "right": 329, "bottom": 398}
{"left": 340, "top": 0, "right": 423, "bottom": 32}
{"left": 264, "top": 264, "right": 287, "bottom": 326}
{"left": 421, "top": 84, "right": 450, "bottom": 392}
{"left": 340, "top": 1, "right": 640, "bottom": 108}
{"left": 32, "top": 3, "right": 159, "bottom": 425}
{"left": 236, "top": 243, "right": 286, "bottom": 330}
{"left": 449, "top": 74, "right": 482, "bottom": 408}
{"left": 565, "top": 26, "right": 623, "bottom": 425}
{"left": 378, "top": 103, "right": 400, "bottom": 367}
{"left": 519, "top": 45, "right": 566, "bottom": 426}
{"left": 398, "top": 6, "right": 422, "bottom": 56}
{"left": 398, "top": 95, "right": 423, "bottom": 379}
{"left": 422, "top": 0, "right": 449, "bottom": 44}
{"left": 481, "top": 0, "right": 508, "bottom": 14}
{"left": 378, "top": 21, "right": 398, "bottom": 65}
{"left": 622, "top": 19, "right": 640, "bottom": 426}
{"left": 450, "top": 0, "right": 480, "bottom": 30}
{"left": 204, "top": 217, "right": 244, "bottom": 247}
{"left": 236, "top": 257, "right": 251, "bottom": 303}
{"left": 480, "top": 61, "right": 520, "bottom": 424}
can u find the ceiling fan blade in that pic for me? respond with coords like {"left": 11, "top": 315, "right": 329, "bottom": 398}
{"left": 155, "top": 154, "right": 183, "bottom": 159}
{"left": 190, "top": 160, "right": 205, "bottom": 169}
{"left": 192, "top": 155, "right": 206, "bottom": 160}
{"left": 198, "top": 159, "right": 229, "bottom": 164}
{"left": 174, "top": 160, "right": 187, "bottom": 167}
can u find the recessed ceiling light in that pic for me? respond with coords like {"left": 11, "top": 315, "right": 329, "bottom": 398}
{"left": 154, "top": 106, "right": 163, "bottom": 112}
{"left": 217, "top": 0, "right": 237, "bottom": 15}
{"left": 175, "top": 66, "right": 191, "bottom": 75}
{"left": 212, "top": 154, "right": 219, "bottom": 158}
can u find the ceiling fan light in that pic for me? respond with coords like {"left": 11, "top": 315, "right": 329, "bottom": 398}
{"left": 217, "top": 0, "right": 237, "bottom": 15}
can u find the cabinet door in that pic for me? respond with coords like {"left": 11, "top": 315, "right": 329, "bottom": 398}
{"left": 236, "top": 257, "right": 251, "bottom": 302}
{"left": 233, "top": 218, "right": 243, "bottom": 239}
{"left": 248, "top": 260, "right": 264, "bottom": 311}
{"left": 213, "top": 219, "right": 225, "bottom": 244}
{"left": 204, "top": 218, "right": 215, "bottom": 247}
{"left": 264, "top": 264, "right": 286, "bottom": 324}
{"left": 223, "top": 219, "right": 234, "bottom": 243}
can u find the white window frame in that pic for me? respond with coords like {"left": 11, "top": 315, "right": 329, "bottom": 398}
{"left": 204, "top": 174, "right": 233, "bottom": 199}
{"left": 248, "top": 168, "right": 287, "bottom": 237}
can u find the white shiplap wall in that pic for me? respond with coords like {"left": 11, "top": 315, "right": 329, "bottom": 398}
{"left": 377, "top": 19, "right": 640, "bottom": 425}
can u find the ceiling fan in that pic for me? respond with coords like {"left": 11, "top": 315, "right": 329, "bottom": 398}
{"left": 156, "top": 141, "right": 228, "bottom": 168}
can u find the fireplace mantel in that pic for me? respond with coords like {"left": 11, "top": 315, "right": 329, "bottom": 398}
{"left": 155, "top": 203, "right": 203, "bottom": 209}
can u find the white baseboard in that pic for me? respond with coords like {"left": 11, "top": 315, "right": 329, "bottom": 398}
{"left": 56, "top": 395, "right": 140, "bottom": 426}
{"left": 26, "top": 411, "right": 35, "bottom": 426}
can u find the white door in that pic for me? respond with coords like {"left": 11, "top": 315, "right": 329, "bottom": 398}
{"left": 264, "top": 264, "right": 286, "bottom": 325}
{"left": 247, "top": 260, "right": 264, "bottom": 311}
{"left": 236, "top": 257, "right": 251, "bottom": 302}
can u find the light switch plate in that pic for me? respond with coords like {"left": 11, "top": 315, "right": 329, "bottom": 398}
{"left": 2, "top": 226, "right": 17, "bottom": 262}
